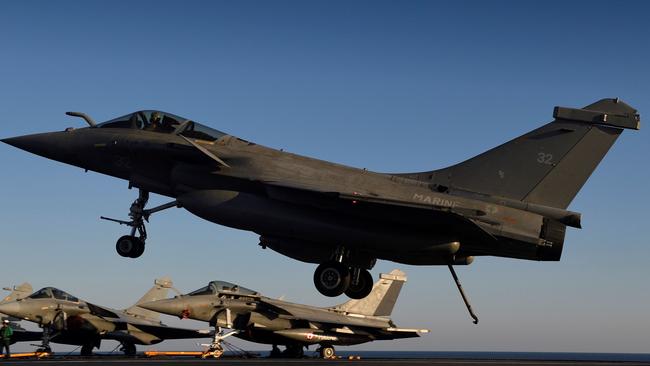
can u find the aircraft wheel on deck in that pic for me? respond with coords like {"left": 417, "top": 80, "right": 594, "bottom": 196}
{"left": 283, "top": 344, "right": 304, "bottom": 358}
{"left": 319, "top": 346, "right": 335, "bottom": 359}
{"left": 344, "top": 269, "right": 373, "bottom": 299}
{"left": 121, "top": 342, "right": 136, "bottom": 356}
{"left": 314, "top": 261, "right": 351, "bottom": 297}
{"left": 269, "top": 345, "right": 282, "bottom": 358}
{"left": 202, "top": 346, "right": 224, "bottom": 359}
{"left": 80, "top": 343, "right": 94, "bottom": 357}
{"left": 115, "top": 235, "right": 145, "bottom": 258}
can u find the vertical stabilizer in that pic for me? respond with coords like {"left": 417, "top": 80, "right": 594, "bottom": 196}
{"left": 2, "top": 283, "right": 32, "bottom": 303}
{"left": 124, "top": 277, "right": 174, "bottom": 322}
{"left": 2, "top": 283, "right": 33, "bottom": 321}
{"left": 331, "top": 270, "right": 406, "bottom": 317}
{"left": 396, "top": 98, "right": 640, "bottom": 209}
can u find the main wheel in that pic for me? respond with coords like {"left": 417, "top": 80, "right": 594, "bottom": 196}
{"left": 314, "top": 261, "right": 351, "bottom": 297}
{"left": 319, "top": 346, "right": 335, "bottom": 359}
{"left": 115, "top": 235, "right": 145, "bottom": 258}
{"left": 121, "top": 342, "right": 136, "bottom": 356}
{"left": 80, "top": 343, "right": 94, "bottom": 357}
{"left": 269, "top": 345, "right": 282, "bottom": 358}
{"left": 344, "top": 269, "right": 373, "bottom": 299}
{"left": 283, "top": 344, "right": 304, "bottom": 358}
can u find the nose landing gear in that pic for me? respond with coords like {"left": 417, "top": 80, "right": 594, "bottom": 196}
{"left": 115, "top": 235, "right": 145, "bottom": 258}
{"left": 200, "top": 327, "right": 240, "bottom": 359}
{"left": 101, "top": 189, "right": 178, "bottom": 258}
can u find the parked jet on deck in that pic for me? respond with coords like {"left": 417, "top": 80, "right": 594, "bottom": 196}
{"left": 0, "top": 277, "right": 209, "bottom": 355}
{"left": 140, "top": 269, "right": 427, "bottom": 359}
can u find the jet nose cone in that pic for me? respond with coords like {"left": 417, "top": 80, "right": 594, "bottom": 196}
{"left": 139, "top": 298, "right": 187, "bottom": 317}
{"left": 2, "top": 135, "right": 39, "bottom": 151}
{"left": 3, "top": 132, "right": 76, "bottom": 163}
{"left": 0, "top": 301, "right": 23, "bottom": 318}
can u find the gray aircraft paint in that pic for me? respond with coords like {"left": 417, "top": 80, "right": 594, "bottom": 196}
{"left": 1, "top": 98, "right": 639, "bottom": 298}
{"left": 139, "top": 269, "right": 427, "bottom": 357}
{"left": 0, "top": 278, "right": 208, "bottom": 355}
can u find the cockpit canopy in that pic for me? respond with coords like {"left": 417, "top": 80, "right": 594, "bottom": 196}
{"left": 186, "top": 281, "right": 258, "bottom": 297}
{"left": 97, "top": 110, "right": 227, "bottom": 142}
{"left": 28, "top": 287, "right": 79, "bottom": 302}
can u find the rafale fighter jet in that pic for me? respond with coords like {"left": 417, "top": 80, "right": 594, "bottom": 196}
{"left": 2, "top": 98, "right": 640, "bottom": 308}
{"left": 140, "top": 270, "right": 427, "bottom": 359}
{"left": 1, "top": 283, "right": 43, "bottom": 345}
{"left": 0, "top": 277, "right": 210, "bottom": 356}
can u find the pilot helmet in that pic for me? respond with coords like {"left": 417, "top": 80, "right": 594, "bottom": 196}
{"left": 151, "top": 112, "right": 161, "bottom": 123}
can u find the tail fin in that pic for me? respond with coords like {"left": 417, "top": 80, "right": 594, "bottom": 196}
{"left": 2, "top": 283, "right": 33, "bottom": 303}
{"left": 124, "top": 277, "right": 175, "bottom": 321}
{"left": 331, "top": 270, "right": 406, "bottom": 317}
{"left": 399, "top": 98, "right": 640, "bottom": 209}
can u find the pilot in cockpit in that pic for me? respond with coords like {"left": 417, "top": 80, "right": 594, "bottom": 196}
{"left": 146, "top": 112, "right": 162, "bottom": 131}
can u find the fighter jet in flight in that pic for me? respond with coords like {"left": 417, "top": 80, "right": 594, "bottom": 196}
{"left": 1, "top": 283, "right": 42, "bottom": 345}
{"left": 2, "top": 99, "right": 640, "bottom": 309}
{"left": 140, "top": 269, "right": 427, "bottom": 359}
{"left": 0, "top": 278, "right": 209, "bottom": 356}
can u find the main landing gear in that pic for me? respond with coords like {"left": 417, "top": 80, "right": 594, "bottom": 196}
{"left": 101, "top": 188, "right": 178, "bottom": 258}
{"left": 313, "top": 247, "right": 374, "bottom": 299}
{"left": 317, "top": 345, "right": 336, "bottom": 359}
{"left": 120, "top": 342, "right": 136, "bottom": 357}
{"left": 80, "top": 343, "right": 94, "bottom": 357}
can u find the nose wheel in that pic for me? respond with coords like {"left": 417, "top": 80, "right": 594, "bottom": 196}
{"left": 115, "top": 235, "right": 145, "bottom": 258}
{"left": 200, "top": 327, "right": 240, "bottom": 359}
{"left": 101, "top": 188, "right": 178, "bottom": 259}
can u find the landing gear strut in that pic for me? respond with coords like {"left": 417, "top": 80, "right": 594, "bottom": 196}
{"left": 35, "top": 326, "right": 54, "bottom": 353}
{"left": 200, "top": 327, "right": 240, "bottom": 359}
{"left": 313, "top": 247, "right": 374, "bottom": 298}
{"left": 101, "top": 188, "right": 178, "bottom": 258}
{"left": 80, "top": 343, "right": 94, "bottom": 357}
{"left": 120, "top": 342, "right": 136, "bottom": 357}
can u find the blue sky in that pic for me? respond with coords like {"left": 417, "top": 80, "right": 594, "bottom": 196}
{"left": 1, "top": 0, "right": 649, "bottom": 353}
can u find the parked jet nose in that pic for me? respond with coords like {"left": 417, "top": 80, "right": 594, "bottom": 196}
{"left": 0, "top": 301, "right": 23, "bottom": 318}
{"left": 2, "top": 131, "right": 80, "bottom": 166}
{"left": 139, "top": 298, "right": 187, "bottom": 318}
